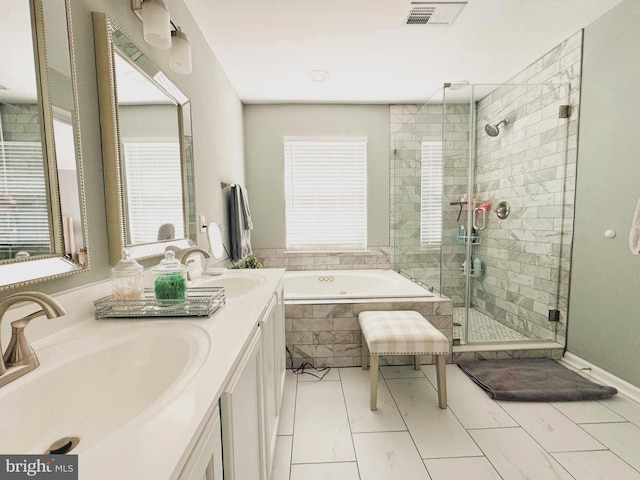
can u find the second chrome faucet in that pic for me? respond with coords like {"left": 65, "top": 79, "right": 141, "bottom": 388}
{"left": 0, "top": 292, "right": 66, "bottom": 388}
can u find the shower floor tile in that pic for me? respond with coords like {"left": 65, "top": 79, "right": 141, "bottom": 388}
{"left": 454, "top": 307, "right": 531, "bottom": 343}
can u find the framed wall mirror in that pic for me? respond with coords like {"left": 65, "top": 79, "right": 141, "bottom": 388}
{"left": 93, "top": 12, "right": 196, "bottom": 266}
{"left": 0, "top": 0, "right": 89, "bottom": 290}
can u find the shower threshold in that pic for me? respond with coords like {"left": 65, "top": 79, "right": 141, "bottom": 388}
{"left": 453, "top": 307, "right": 553, "bottom": 344}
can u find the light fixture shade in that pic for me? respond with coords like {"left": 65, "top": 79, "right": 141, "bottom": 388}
{"left": 141, "top": 0, "right": 171, "bottom": 49}
{"left": 170, "top": 29, "right": 192, "bottom": 75}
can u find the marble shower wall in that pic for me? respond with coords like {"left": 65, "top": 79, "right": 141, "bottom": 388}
{"left": 471, "top": 31, "right": 582, "bottom": 344}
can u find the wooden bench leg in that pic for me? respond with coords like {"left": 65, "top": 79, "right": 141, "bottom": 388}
{"left": 435, "top": 354, "right": 447, "bottom": 409}
{"left": 370, "top": 355, "right": 379, "bottom": 411}
{"left": 414, "top": 354, "right": 421, "bottom": 370}
{"left": 361, "top": 333, "right": 369, "bottom": 370}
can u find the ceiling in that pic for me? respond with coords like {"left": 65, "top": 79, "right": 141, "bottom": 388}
{"left": 183, "top": 0, "right": 622, "bottom": 104}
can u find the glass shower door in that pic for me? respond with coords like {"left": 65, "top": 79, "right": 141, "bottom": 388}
{"left": 443, "top": 83, "right": 574, "bottom": 346}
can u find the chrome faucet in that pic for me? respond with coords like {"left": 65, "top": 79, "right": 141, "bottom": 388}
{"left": 0, "top": 292, "right": 66, "bottom": 388}
{"left": 179, "top": 247, "right": 211, "bottom": 281}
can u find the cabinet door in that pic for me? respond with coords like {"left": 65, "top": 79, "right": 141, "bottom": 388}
{"left": 260, "top": 295, "right": 278, "bottom": 475}
{"left": 177, "top": 406, "right": 223, "bottom": 480}
{"left": 274, "top": 285, "right": 286, "bottom": 409}
{"left": 221, "top": 328, "right": 266, "bottom": 480}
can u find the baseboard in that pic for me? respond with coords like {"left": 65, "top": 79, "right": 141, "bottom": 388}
{"left": 561, "top": 352, "right": 640, "bottom": 404}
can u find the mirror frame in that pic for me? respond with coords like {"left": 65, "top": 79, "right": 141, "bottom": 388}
{"left": 92, "top": 12, "right": 196, "bottom": 266}
{"left": 0, "top": 0, "right": 90, "bottom": 290}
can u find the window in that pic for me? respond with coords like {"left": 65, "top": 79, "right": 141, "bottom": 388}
{"left": 0, "top": 141, "right": 51, "bottom": 259}
{"left": 123, "top": 142, "right": 185, "bottom": 244}
{"left": 284, "top": 138, "right": 367, "bottom": 252}
{"left": 420, "top": 141, "right": 443, "bottom": 247}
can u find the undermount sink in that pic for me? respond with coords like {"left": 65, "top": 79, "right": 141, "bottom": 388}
{"left": 198, "top": 272, "right": 266, "bottom": 298}
{"left": 0, "top": 322, "right": 209, "bottom": 454}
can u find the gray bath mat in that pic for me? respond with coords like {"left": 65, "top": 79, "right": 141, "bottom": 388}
{"left": 457, "top": 358, "right": 618, "bottom": 402}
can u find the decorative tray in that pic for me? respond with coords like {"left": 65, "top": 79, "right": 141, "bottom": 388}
{"left": 94, "top": 287, "right": 225, "bottom": 319}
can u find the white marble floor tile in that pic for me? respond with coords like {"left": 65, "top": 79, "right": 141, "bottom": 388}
{"left": 599, "top": 394, "right": 640, "bottom": 427}
{"left": 498, "top": 401, "right": 605, "bottom": 452}
{"left": 290, "top": 462, "right": 360, "bottom": 480}
{"left": 550, "top": 400, "right": 627, "bottom": 424}
{"left": 353, "top": 432, "right": 430, "bottom": 480}
{"left": 339, "top": 367, "right": 406, "bottom": 433}
{"left": 470, "top": 427, "right": 574, "bottom": 480}
{"left": 424, "top": 456, "right": 502, "bottom": 480}
{"left": 380, "top": 365, "right": 426, "bottom": 379}
{"left": 581, "top": 422, "right": 640, "bottom": 471}
{"left": 278, "top": 370, "right": 298, "bottom": 435}
{"left": 553, "top": 450, "right": 640, "bottom": 480}
{"left": 386, "top": 377, "right": 482, "bottom": 458}
{"left": 296, "top": 367, "right": 341, "bottom": 382}
{"left": 292, "top": 380, "right": 356, "bottom": 463}
{"left": 270, "top": 436, "right": 292, "bottom": 480}
{"left": 422, "top": 365, "right": 517, "bottom": 429}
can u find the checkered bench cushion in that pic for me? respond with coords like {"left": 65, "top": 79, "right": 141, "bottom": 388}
{"left": 359, "top": 310, "right": 449, "bottom": 356}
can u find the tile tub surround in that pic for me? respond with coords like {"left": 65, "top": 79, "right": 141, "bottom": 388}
{"left": 252, "top": 247, "right": 393, "bottom": 271}
{"left": 285, "top": 299, "right": 453, "bottom": 368}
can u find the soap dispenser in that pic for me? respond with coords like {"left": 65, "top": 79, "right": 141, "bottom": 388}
{"left": 111, "top": 249, "right": 144, "bottom": 301}
{"left": 151, "top": 250, "right": 188, "bottom": 301}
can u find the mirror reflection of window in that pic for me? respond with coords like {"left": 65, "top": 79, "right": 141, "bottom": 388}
{"left": 123, "top": 142, "right": 184, "bottom": 244}
{"left": 0, "top": 140, "right": 49, "bottom": 260}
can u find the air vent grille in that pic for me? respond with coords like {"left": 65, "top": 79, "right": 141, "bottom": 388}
{"left": 405, "top": 2, "right": 467, "bottom": 25}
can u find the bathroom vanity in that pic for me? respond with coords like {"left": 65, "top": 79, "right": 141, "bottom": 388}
{"left": 0, "top": 268, "right": 286, "bottom": 480}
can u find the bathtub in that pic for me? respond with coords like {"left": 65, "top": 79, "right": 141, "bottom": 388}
{"left": 284, "top": 269, "right": 434, "bottom": 303}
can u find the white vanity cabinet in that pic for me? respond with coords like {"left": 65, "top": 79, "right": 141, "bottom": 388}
{"left": 176, "top": 278, "right": 286, "bottom": 480}
{"left": 219, "top": 283, "right": 286, "bottom": 480}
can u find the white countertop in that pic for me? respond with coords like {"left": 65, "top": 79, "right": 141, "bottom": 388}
{"left": 1, "top": 268, "right": 285, "bottom": 480}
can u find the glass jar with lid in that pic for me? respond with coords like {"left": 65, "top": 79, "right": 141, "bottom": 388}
{"left": 111, "top": 249, "right": 144, "bottom": 301}
{"left": 151, "top": 250, "right": 188, "bottom": 300}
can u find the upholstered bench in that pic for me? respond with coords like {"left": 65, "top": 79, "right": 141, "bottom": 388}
{"left": 359, "top": 310, "right": 449, "bottom": 410}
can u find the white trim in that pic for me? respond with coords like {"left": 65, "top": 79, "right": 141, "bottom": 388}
{"left": 561, "top": 352, "right": 640, "bottom": 404}
{"left": 453, "top": 341, "right": 564, "bottom": 353}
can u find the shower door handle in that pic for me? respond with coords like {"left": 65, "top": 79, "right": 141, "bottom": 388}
{"left": 473, "top": 207, "right": 486, "bottom": 230}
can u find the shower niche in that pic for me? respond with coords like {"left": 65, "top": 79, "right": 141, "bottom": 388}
{"left": 391, "top": 81, "right": 577, "bottom": 347}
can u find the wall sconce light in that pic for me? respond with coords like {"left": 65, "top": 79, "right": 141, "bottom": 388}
{"left": 170, "top": 28, "right": 192, "bottom": 75}
{"left": 132, "top": 0, "right": 192, "bottom": 74}
{"left": 140, "top": 0, "right": 171, "bottom": 49}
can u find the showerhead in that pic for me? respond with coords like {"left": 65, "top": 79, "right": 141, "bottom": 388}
{"left": 484, "top": 118, "right": 508, "bottom": 137}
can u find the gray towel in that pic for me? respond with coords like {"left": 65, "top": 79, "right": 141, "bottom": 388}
{"left": 229, "top": 184, "right": 253, "bottom": 262}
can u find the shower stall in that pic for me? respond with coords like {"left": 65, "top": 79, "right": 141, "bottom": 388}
{"left": 391, "top": 82, "right": 576, "bottom": 347}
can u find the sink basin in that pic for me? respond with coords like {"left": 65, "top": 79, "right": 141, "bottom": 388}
{"left": 0, "top": 322, "right": 209, "bottom": 454}
{"left": 198, "top": 272, "right": 266, "bottom": 298}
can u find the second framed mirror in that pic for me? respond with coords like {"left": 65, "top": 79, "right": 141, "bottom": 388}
{"left": 93, "top": 12, "right": 196, "bottom": 265}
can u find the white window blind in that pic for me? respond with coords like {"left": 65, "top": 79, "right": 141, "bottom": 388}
{"left": 0, "top": 141, "right": 51, "bottom": 255}
{"left": 420, "top": 141, "right": 443, "bottom": 247}
{"left": 284, "top": 138, "right": 367, "bottom": 252}
{"left": 123, "top": 142, "right": 185, "bottom": 244}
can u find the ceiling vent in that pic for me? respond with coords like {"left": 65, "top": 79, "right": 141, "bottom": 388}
{"left": 405, "top": 2, "right": 467, "bottom": 25}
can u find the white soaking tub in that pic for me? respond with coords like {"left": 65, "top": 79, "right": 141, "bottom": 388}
{"left": 283, "top": 269, "right": 434, "bottom": 303}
